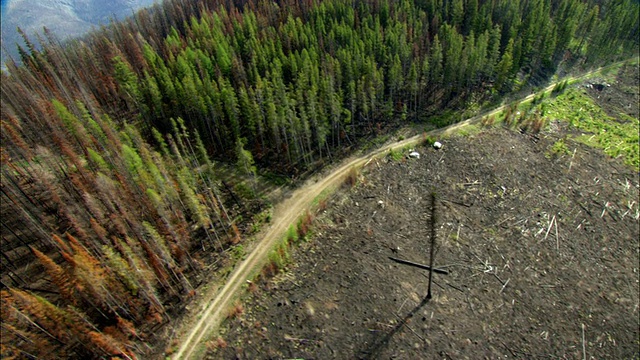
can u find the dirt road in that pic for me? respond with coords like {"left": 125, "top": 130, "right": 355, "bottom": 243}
{"left": 171, "top": 64, "right": 621, "bottom": 359}
{"left": 171, "top": 102, "right": 515, "bottom": 359}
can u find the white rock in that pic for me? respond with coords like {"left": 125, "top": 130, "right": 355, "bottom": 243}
{"left": 408, "top": 151, "right": 420, "bottom": 159}
{"left": 433, "top": 141, "right": 443, "bottom": 149}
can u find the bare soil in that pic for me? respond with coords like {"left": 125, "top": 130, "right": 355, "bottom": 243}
{"left": 209, "top": 72, "right": 640, "bottom": 358}
{"left": 584, "top": 64, "right": 639, "bottom": 121}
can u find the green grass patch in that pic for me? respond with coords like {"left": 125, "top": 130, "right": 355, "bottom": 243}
{"left": 552, "top": 80, "right": 570, "bottom": 95}
{"left": 423, "top": 133, "right": 437, "bottom": 146}
{"left": 286, "top": 224, "right": 299, "bottom": 244}
{"left": 546, "top": 138, "right": 571, "bottom": 159}
{"left": 597, "top": 62, "right": 625, "bottom": 83}
{"left": 311, "top": 188, "right": 332, "bottom": 209}
{"left": 230, "top": 244, "right": 245, "bottom": 261}
{"left": 541, "top": 88, "right": 639, "bottom": 170}
{"left": 456, "top": 123, "right": 482, "bottom": 137}
{"left": 387, "top": 147, "right": 404, "bottom": 161}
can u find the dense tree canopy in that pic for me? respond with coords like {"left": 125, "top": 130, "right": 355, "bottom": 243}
{"left": 1, "top": 0, "right": 638, "bottom": 357}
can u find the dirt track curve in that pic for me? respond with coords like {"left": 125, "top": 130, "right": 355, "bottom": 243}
{"left": 171, "top": 65, "right": 617, "bottom": 359}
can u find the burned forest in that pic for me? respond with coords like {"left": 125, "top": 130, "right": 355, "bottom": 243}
{"left": 1, "top": 0, "right": 638, "bottom": 358}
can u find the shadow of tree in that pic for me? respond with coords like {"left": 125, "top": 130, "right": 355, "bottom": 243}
{"left": 356, "top": 296, "right": 432, "bottom": 359}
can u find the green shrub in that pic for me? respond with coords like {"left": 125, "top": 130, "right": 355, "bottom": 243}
{"left": 287, "top": 224, "right": 299, "bottom": 244}
{"left": 231, "top": 244, "right": 245, "bottom": 261}
{"left": 547, "top": 139, "right": 571, "bottom": 158}
{"left": 234, "top": 182, "right": 255, "bottom": 199}
{"left": 388, "top": 148, "right": 403, "bottom": 161}
{"left": 423, "top": 134, "right": 436, "bottom": 145}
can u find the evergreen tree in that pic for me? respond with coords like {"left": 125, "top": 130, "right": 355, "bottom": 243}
{"left": 496, "top": 38, "right": 514, "bottom": 91}
{"left": 236, "top": 138, "right": 257, "bottom": 180}
{"left": 430, "top": 35, "right": 444, "bottom": 87}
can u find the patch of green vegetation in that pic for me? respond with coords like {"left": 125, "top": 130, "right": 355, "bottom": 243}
{"left": 428, "top": 110, "right": 456, "bottom": 128}
{"left": 286, "top": 224, "right": 299, "bottom": 244}
{"left": 423, "top": 134, "right": 437, "bottom": 146}
{"left": 388, "top": 147, "right": 404, "bottom": 161}
{"left": 557, "top": 194, "right": 569, "bottom": 205}
{"left": 296, "top": 210, "right": 314, "bottom": 241}
{"left": 262, "top": 171, "right": 291, "bottom": 186}
{"left": 250, "top": 208, "right": 272, "bottom": 233}
{"left": 230, "top": 244, "right": 245, "bottom": 261}
{"left": 547, "top": 139, "right": 571, "bottom": 159}
{"left": 598, "top": 62, "right": 627, "bottom": 83}
{"left": 552, "top": 80, "right": 570, "bottom": 95}
{"left": 542, "top": 88, "right": 639, "bottom": 170}
{"left": 234, "top": 182, "right": 255, "bottom": 199}
{"left": 513, "top": 76, "right": 525, "bottom": 90}
{"left": 456, "top": 123, "right": 482, "bottom": 137}
{"left": 311, "top": 188, "right": 332, "bottom": 208}
{"left": 582, "top": 59, "right": 631, "bottom": 84}
{"left": 268, "top": 237, "right": 291, "bottom": 271}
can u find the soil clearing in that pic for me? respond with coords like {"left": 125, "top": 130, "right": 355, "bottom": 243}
{"left": 170, "top": 92, "right": 529, "bottom": 359}
{"left": 169, "top": 61, "right": 584, "bottom": 360}
{"left": 209, "top": 67, "right": 639, "bottom": 359}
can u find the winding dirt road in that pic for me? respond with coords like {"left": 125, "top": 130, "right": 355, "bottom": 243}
{"left": 171, "top": 64, "right": 619, "bottom": 359}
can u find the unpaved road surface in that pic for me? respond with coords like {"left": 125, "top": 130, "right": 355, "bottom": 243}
{"left": 171, "top": 64, "right": 621, "bottom": 359}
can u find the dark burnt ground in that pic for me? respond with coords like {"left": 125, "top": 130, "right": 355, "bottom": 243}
{"left": 208, "top": 69, "right": 640, "bottom": 359}
{"left": 584, "top": 64, "right": 639, "bottom": 121}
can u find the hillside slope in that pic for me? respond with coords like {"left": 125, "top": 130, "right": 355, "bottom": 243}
{"left": 209, "top": 64, "right": 639, "bottom": 359}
